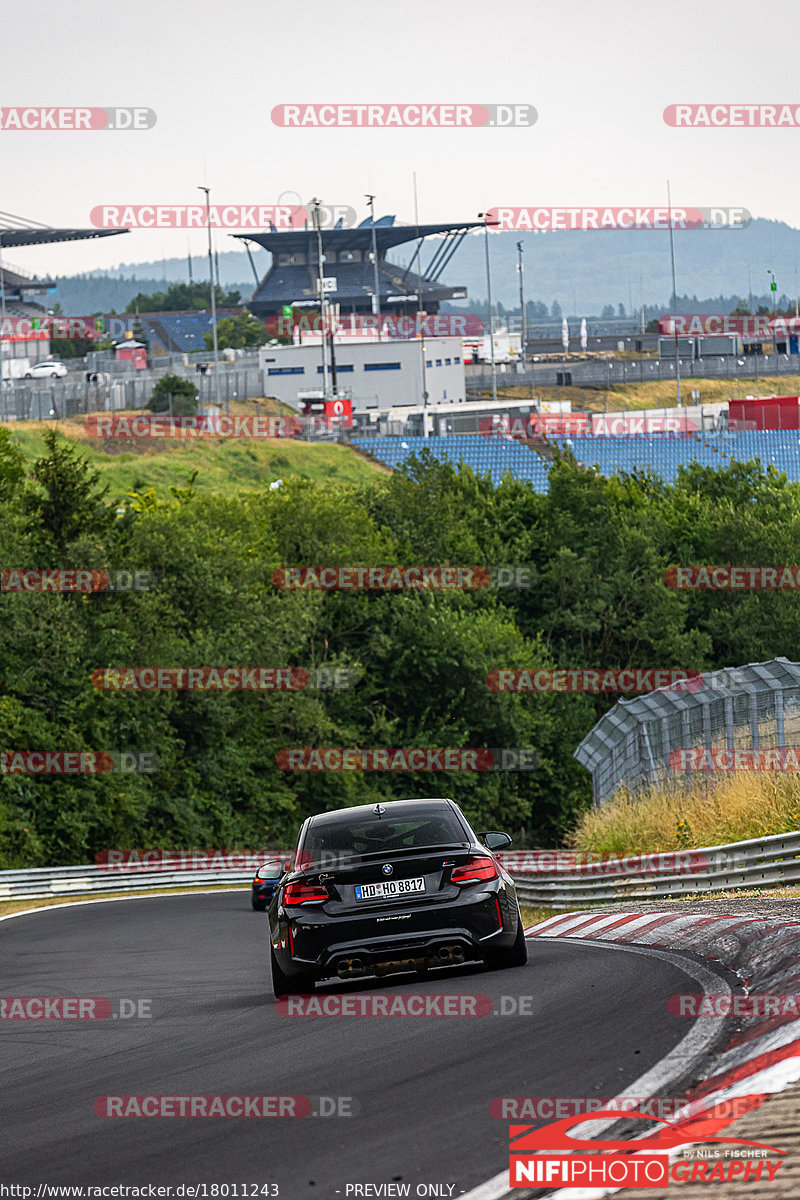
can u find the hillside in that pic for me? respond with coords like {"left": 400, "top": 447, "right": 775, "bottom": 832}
{"left": 8, "top": 413, "right": 387, "bottom": 503}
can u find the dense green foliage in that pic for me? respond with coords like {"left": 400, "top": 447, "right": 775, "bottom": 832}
{"left": 2, "top": 434, "right": 800, "bottom": 867}
{"left": 124, "top": 283, "right": 242, "bottom": 313}
{"left": 147, "top": 375, "right": 199, "bottom": 416}
{"left": 205, "top": 312, "right": 270, "bottom": 351}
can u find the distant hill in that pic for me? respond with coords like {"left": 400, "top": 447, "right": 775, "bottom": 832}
{"left": 49, "top": 217, "right": 800, "bottom": 317}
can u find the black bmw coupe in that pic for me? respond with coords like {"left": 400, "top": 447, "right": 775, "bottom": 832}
{"left": 267, "top": 797, "right": 527, "bottom": 998}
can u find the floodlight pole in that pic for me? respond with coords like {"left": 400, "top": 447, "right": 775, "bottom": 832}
{"left": 667, "top": 180, "right": 681, "bottom": 408}
{"left": 517, "top": 241, "right": 526, "bottom": 364}
{"left": 312, "top": 199, "right": 330, "bottom": 399}
{"left": 197, "top": 186, "right": 224, "bottom": 415}
{"left": 366, "top": 193, "right": 382, "bottom": 341}
{"left": 413, "top": 171, "right": 429, "bottom": 439}
{"left": 479, "top": 213, "right": 497, "bottom": 402}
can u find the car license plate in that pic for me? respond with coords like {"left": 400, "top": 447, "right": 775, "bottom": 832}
{"left": 354, "top": 877, "right": 425, "bottom": 901}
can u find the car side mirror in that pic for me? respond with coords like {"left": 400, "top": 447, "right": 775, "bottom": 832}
{"left": 483, "top": 831, "right": 512, "bottom": 851}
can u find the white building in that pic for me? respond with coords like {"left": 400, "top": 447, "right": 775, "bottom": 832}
{"left": 258, "top": 336, "right": 466, "bottom": 414}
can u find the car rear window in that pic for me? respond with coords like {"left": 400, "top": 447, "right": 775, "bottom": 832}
{"left": 299, "top": 809, "right": 468, "bottom": 863}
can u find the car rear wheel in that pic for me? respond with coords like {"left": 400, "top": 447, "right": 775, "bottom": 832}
{"left": 251, "top": 897, "right": 267, "bottom": 911}
{"left": 485, "top": 910, "right": 528, "bottom": 970}
{"left": 270, "top": 943, "right": 315, "bottom": 998}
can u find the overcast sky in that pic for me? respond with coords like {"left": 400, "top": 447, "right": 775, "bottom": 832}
{"left": 2, "top": 0, "right": 798, "bottom": 279}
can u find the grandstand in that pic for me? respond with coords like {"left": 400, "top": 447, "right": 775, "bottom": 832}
{"left": 351, "top": 430, "right": 800, "bottom": 492}
{"left": 104, "top": 310, "right": 244, "bottom": 354}
{"left": 234, "top": 217, "right": 478, "bottom": 321}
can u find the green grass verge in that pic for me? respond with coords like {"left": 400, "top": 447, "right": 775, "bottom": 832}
{"left": 9, "top": 415, "right": 387, "bottom": 504}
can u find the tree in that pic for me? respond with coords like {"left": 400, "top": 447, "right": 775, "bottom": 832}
{"left": 125, "top": 283, "right": 241, "bottom": 314}
{"left": 148, "top": 374, "right": 199, "bottom": 416}
{"left": 0, "top": 427, "right": 25, "bottom": 502}
{"left": 205, "top": 312, "right": 269, "bottom": 351}
{"left": 24, "top": 430, "right": 114, "bottom": 553}
{"left": 551, "top": 300, "right": 562, "bottom": 319}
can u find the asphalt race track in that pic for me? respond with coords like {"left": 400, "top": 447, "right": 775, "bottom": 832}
{"left": 1, "top": 893, "right": 729, "bottom": 1197}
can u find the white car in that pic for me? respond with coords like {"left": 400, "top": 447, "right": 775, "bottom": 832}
{"left": 24, "top": 361, "right": 68, "bottom": 379}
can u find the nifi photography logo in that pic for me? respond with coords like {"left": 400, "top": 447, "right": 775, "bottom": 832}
{"left": 508, "top": 1109, "right": 785, "bottom": 1189}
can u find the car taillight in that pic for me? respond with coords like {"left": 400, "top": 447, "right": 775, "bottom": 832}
{"left": 283, "top": 881, "right": 329, "bottom": 905}
{"left": 450, "top": 855, "right": 499, "bottom": 885}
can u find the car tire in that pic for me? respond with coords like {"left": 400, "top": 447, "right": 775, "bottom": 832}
{"left": 270, "top": 942, "right": 315, "bottom": 999}
{"left": 24, "top": 373, "right": 32, "bottom": 379}
{"left": 485, "top": 909, "right": 528, "bottom": 970}
{"left": 251, "top": 897, "right": 267, "bottom": 911}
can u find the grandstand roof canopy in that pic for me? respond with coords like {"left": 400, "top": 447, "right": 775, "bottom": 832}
{"left": 0, "top": 209, "right": 129, "bottom": 247}
{"left": 233, "top": 219, "right": 482, "bottom": 254}
{"left": 0, "top": 228, "right": 128, "bottom": 248}
{"left": 240, "top": 219, "right": 478, "bottom": 318}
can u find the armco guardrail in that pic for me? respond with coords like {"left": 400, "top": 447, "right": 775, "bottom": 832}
{"left": 2, "top": 831, "right": 799, "bottom": 905}
{"left": 502, "top": 830, "right": 800, "bottom": 909}
{"left": 0, "top": 862, "right": 268, "bottom": 901}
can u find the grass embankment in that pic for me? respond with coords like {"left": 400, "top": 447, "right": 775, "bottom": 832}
{"left": 9, "top": 406, "right": 386, "bottom": 502}
{"left": 494, "top": 376, "right": 800, "bottom": 413}
{"left": 568, "top": 775, "right": 800, "bottom": 856}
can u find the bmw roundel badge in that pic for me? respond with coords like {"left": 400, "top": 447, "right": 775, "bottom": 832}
{"left": 382, "top": 863, "right": 393, "bottom": 876}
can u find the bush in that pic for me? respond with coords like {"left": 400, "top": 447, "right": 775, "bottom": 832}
{"left": 148, "top": 374, "right": 198, "bottom": 416}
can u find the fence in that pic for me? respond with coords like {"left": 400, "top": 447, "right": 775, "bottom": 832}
{"left": 1, "top": 829, "right": 798, "bottom": 908}
{"left": 575, "top": 658, "right": 800, "bottom": 807}
{"left": 467, "top": 353, "right": 800, "bottom": 392}
{"left": 0, "top": 367, "right": 269, "bottom": 421}
{"left": 506, "top": 829, "right": 800, "bottom": 909}
{"left": 0, "top": 861, "right": 262, "bottom": 901}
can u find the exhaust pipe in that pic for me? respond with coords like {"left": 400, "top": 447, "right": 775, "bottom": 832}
{"left": 337, "top": 957, "right": 365, "bottom": 979}
{"left": 438, "top": 944, "right": 465, "bottom": 964}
